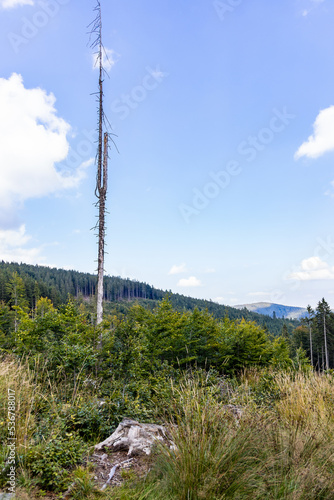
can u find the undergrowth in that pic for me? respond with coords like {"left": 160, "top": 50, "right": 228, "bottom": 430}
{"left": 1, "top": 359, "right": 334, "bottom": 499}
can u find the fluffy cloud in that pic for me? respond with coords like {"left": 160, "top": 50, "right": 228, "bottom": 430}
{"left": 295, "top": 106, "right": 334, "bottom": 159}
{"left": 177, "top": 276, "right": 202, "bottom": 287}
{"left": 93, "top": 48, "right": 119, "bottom": 72}
{"left": 0, "top": 0, "right": 34, "bottom": 8}
{"left": 169, "top": 263, "right": 187, "bottom": 275}
{"left": 0, "top": 73, "right": 89, "bottom": 227}
{"left": 0, "top": 225, "right": 45, "bottom": 264}
{"left": 287, "top": 256, "right": 334, "bottom": 281}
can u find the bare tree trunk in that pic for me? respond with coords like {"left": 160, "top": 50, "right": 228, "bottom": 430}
{"left": 323, "top": 313, "right": 329, "bottom": 370}
{"left": 308, "top": 324, "right": 313, "bottom": 367}
{"left": 322, "top": 345, "right": 324, "bottom": 371}
{"left": 91, "top": 1, "right": 109, "bottom": 328}
{"left": 96, "top": 132, "right": 108, "bottom": 326}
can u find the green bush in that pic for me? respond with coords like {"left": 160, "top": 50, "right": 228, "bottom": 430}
{"left": 25, "top": 433, "right": 87, "bottom": 491}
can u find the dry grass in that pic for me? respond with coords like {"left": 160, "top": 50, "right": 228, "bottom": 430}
{"left": 0, "top": 357, "right": 38, "bottom": 456}
{"left": 147, "top": 371, "right": 334, "bottom": 499}
{"left": 1, "top": 363, "right": 334, "bottom": 499}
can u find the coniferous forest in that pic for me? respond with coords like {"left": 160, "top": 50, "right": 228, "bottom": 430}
{"left": 0, "top": 261, "right": 299, "bottom": 336}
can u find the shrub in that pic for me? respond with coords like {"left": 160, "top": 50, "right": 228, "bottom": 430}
{"left": 25, "top": 433, "right": 87, "bottom": 491}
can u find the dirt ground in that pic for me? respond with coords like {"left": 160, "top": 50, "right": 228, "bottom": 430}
{"left": 89, "top": 449, "right": 152, "bottom": 489}
{"left": 0, "top": 450, "right": 151, "bottom": 499}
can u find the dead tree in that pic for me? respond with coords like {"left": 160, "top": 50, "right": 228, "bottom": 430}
{"left": 89, "top": 1, "right": 110, "bottom": 326}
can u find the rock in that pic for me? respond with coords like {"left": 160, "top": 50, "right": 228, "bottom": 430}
{"left": 95, "top": 418, "right": 174, "bottom": 457}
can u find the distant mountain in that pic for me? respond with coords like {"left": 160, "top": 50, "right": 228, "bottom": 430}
{"left": 235, "top": 302, "right": 307, "bottom": 320}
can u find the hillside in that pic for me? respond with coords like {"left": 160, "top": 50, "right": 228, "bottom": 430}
{"left": 235, "top": 302, "right": 308, "bottom": 320}
{"left": 0, "top": 261, "right": 300, "bottom": 336}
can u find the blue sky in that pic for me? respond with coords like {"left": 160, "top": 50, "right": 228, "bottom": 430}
{"left": 1, "top": 0, "right": 334, "bottom": 308}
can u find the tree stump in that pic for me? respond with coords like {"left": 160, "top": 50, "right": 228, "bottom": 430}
{"left": 95, "top": 418, "right": 175, "bottom": 457}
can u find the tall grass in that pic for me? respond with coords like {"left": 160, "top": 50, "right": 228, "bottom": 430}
{"left": 0, "top": 357, "right": 95, "bottom": 496}
{"left": 140, "top": 371, "right": 334, "bottom": 500}
{"left": 261, "top": 371, "right": 334, "bottom": 499}
{"left": 0, "top": 357, "right": 38, "bottom": 455}
{"left": 1, "top": 360, "right": 334, "bottom": 499}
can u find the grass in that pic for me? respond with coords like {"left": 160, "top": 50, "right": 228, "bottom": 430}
{"left": 124, "top": 370, "right": 334, "bottom": 500}
{"left": 0, "top": 357, "right": 37, "bottom": 456}
{"left": 1, "top": 360, "right": 334, "bottom": 499}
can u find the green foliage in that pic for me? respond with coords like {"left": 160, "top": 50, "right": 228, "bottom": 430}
{"left": 220, "top": 318, "right": 271, "bottom": 372}
{"left": 64, "top": 465, "right": 103, "bottom": 499}
{"left": 0, "top": 261, "right": 299, "bottom": 336}
{"left": 292, "top": 298, "right": 334, "bottom": 370}
{"left": 25, "top": 433, "right": 87, "bottom": 491}
{"left": 105, "top": 479, "right": 159, "bottom": 500}
{"left": 59, "top": 398, "right": 116, "bottom": 442}
{"left": 268, "top": 337, "right": 292, "bottom": 369}
{"left": 1, "top": 356, "right": 334, "bottom": 499}
{"left": 293, "top": 347, "right": 312, "bottom": 373}
{"left": 14, "top": 298, "right": 98, "bottom": 382}
{"left": 2, "top": 274, "right": 334, "bottom": 498}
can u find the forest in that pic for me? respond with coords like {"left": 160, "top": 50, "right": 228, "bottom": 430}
{"left": 0, "top": 261, "right": 299, "bottom": 336}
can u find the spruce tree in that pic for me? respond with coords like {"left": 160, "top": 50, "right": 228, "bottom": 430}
{"left": 315, "top": 298, "right": 331, "bottom": 370}
{"left": 301, "top": 305, "right": 314, "bottom": 366}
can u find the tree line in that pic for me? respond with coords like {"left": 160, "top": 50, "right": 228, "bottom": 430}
{"left": 292, "top": 298, "right": 334, "bottom": 370}
{"left": 0, "top": 261, "right": 299, "bottom": 337}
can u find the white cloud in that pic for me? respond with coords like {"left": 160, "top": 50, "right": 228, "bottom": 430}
{"left": 287, "top": 256, "right": 334, "bottom": 281}
{"left": 248, "top": 291, "right": 268, "bottom": 297}
{"left": 0, "top": 225, "right": 45, "bottom": 264}
{"left": 169, "top": 263, "right": 187, "bottom": 275}
{"left": 177, "top": 276, "right": 202, "bottom": 287}
{"left": 295, "top": 105, "right": 334, "bottom": 159}
{"left": 0, "top": 73, "right": 89, "bottom": 227}
{"left": 214, "top": 297, "right": 225, "bottom": 304}
{"left": 301, "top": 256, "right": 328, "bottom": 271}
{"left": 93, "top": 48, "right": 119, "bottom": 72}
{"left": 0, "top": 0, "right": 34, "bottom": 8}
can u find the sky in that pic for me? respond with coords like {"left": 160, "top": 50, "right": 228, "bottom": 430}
{"left": 1, "top": 0, "right": 334, "bottom": 309}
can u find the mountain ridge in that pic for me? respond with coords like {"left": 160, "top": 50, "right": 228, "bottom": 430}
{"left": 235, "top": 302, "right": 307, "bottom": 320}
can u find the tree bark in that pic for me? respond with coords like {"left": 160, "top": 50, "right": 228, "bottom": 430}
{"left": 96, "top": 132, "right": 108, "bottom": 326}
{"left": 323, "top": 313, "right": 329, "bottom": 370}
{"left": 308, "top": 324, "right": 313, "bottom": 366}
{"left": 93, "top": 2, "right": 109, "bottom": 328}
